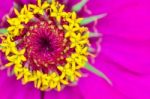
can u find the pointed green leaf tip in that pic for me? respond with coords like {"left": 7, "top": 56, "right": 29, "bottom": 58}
{"left": 89, "top": 32, "right": 101, "bottom": 38}
{"left": 80, "top": 13, "right": 107, "bottom": 25}
{"left": 47, "top": 0, "right": 52, "bottom": 3}
{"left": 72, "top": 0, "right": 88, "bottom": 12}
{"left": 0, "top": 28, "right": 8, "bottom": 34}
{"left": 85, "top": 62, "right": 112, "bottom": 85}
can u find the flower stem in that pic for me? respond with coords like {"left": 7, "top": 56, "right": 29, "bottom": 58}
{"left": 40, "top": 91, "right": 45, "bottom": 99}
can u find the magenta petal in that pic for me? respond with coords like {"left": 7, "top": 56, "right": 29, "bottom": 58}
{"left": 14, "top": 0, "right": 36, "bottom": 4}
{"left": 78, "top": 72, "right": 127, "bottom": 99}
{"left": 16, "top": 0, "right": 36, "bottom": 4}
{"left": 97, "top": 0, "right": 150, "bottom": 77}
{"left": 98, "top": 54, "right": 150, "bottom": 99}
{"left": 21, "top": 0, "right": 36, "bottom": 4}
{"left": 83, "top": 0, "right": 150, "bottom": 99}
{"left": 0, "top": 71, "right": 41, "bottom": 99}
{"left": 0, "top": 0, "right": 13, "bottom": 22}
{"left": 44, "top": 86, "right": 85, "bottom": 99}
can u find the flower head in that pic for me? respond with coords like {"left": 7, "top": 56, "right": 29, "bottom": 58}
{"left": 0, "top": 0, "right": 110, "bottom": 92}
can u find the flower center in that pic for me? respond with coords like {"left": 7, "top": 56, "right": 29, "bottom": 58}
{"left": 38, "top": 36, "right": 53, "bottom": 52}
{"left": 22, "top": 20, "right": 72, "bottom": 73}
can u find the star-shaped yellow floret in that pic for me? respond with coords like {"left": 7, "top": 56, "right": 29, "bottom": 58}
{"left": 7, "top": 18, "right": 24, "bottom": 37}
{"left": 14, "top": 65, "right": 34, "bottom": 84}
{"left": 29, "top": 0, "right": 49, "bottom": 15}
{"left": 66, "top": 12, "right": 83, "bottom": 27}
{"left": 56, "top": 76, "right": 68, "bottom": 91}
{"left": 57, "top": 63, "right": 82, "bottom": 82}
{"left": 48, "top": 72, "right": 58, "bottom": 89}
{"left": 14, "top": 64, "right": 24, "bottom": 79}
{"left": 14, "top": 5, "right": 34, "bottom": 23}
{"left": 63, "top": 24, "right": 79, "bottom": 38}
{"left": 0, "top": 36, "right": 17, "bottom": 55}
{"left": 33, "top": 70, "right": 49, "bottom": 89}
{"left": 50, "top": 3, "right": 66, "bottom": 22}
{"left": 70, "top": 33, "right": 89, "bottom": 48}
{"left": 5, "top": 49, "right": 26, "bottom": 67}
{"left": 66, "top": 53, "right": 87, "bottom": 68}
{"left": 32, "top": 71, "right": 68, "bottom": 91}
{"left": 75, "top": 45, "right": 88, "bottom": 55}
{"left": 21, "top": 68, "right": 34, "bottom": 84}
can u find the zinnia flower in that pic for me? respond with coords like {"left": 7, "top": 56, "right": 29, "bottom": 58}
{"left": 0, "top": 0, "right": 111, "bottom": 98}
{"left": 1, "top": 0, "right": 149, "bottom": 99}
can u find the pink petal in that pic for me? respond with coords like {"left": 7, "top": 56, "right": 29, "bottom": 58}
{"left": 86, "top": 0, "right": 150, "bottom": 98}
{"left": 0, "top": 70, "right": 41, "bottom": 99}
{"left": 0, "top": 0, "right": 13, "bottom": 23}
{"left": 14, "top": 0, "right": 36, "bottom": 4}
{"left": 44, "top": 86, "right": 85, "bottom": 99}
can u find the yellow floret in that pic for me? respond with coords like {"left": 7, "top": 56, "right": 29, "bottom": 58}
{"left": 7, "top": 18, "right": 24, "bottom": 37}
{"left": 63, "top": 24, "right": 79, "bottom": 38}
{"left": 70, "top": 33, "right": 89, "bottom": 48}
{"left": 50, "top": 3, "right": 66, "bottom": 22}
{"left": 14, "top": 5, "right": 34, "bottom": 23}
{"left": 66, "top": 12, "right": 83, "bottom": 27}
{"left": 57, "top": 63, "right": 82, "bottom": 82}
{"left": 5, "top": 49, "right": 26, "bottom": 67}
{"left": 29, "top": 0, "right": 49, "bottom": 15}
{"left": 66, "top": 53, "right": 87, "bottom": 68}
{"left": 0, "top": 36, "right": 17, "bottom": 55}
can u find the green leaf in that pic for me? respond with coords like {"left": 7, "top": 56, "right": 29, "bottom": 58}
{"left": 80, "top": 13, "right": 107, "bottom": 25}
{"left": 72, "top": 0, "right": 88, "bottom": 12}
{"left": 89, "top": 32, "right": 101, "bottom": 38}
{"left": 0, "top": 28, "right": 8, "bottom": 34}
{"left": 88, "top": 47, "right": 95, "bottom": 52}
{"left": 85, "top": 62, "right": 112, "bottom": 85}
{"left": 13, "top": 2, "right": 20, "bottom": 9}
{"left": 47, "top": 0, "right": 52, "bottom": 3}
